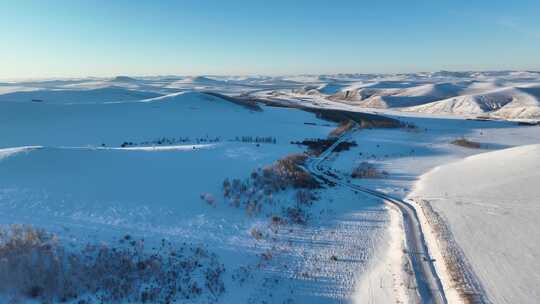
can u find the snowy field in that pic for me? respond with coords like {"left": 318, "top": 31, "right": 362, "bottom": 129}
{"left": 1, "top": 72, "right": 539, "bottom": 303}
{"left": 409, "top": 145, "right": 540, "bottom": 304}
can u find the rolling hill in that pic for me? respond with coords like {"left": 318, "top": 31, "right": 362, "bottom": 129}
{"left": 404, "top": 85, "right": 540, "bottom": 119}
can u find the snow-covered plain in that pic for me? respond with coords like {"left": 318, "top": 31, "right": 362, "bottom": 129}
{"left": 1, "top": 72, "right": 539, "bottom": 303}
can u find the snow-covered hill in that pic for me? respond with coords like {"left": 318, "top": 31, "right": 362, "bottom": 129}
{"left": 355, "top": 82, "right": 470, "bottom": 108}
{"left": 1, "top": 87, "right": 396, "bottom": 303}
{"left": 1, "top": 72, "right": 540, "bottom": 303}
{"left": 0, "top": 86, "right": 162, "bottom": 104}
{"left": 282, "top": 72, "right": 540, "bottom": 120}
{"left": 404, "top": 85, "right": 540, "bottom": 119}
{"left": 409, "top": 144, "right": 540, "bottom": 304}
{"left": 0, "top": 91, "right": 335, "bottom": 148}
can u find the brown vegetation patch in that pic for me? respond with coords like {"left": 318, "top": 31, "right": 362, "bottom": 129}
{"left": 291, "top": 138, "right": 357, "bottom": 156}
{"left": 351, "top": 162, "right": 388, "bottom": 179}
{"left": 329, "top": 120, "right": 356, "bottom": 138}
{"left": 451, "top": 138, "right": 482, "bottom": 149}
{"left": 0, "top": 225, "right": 225, "bottom": 303}
{"left": 220, "top": 153, "right": 319, "bottom": 219}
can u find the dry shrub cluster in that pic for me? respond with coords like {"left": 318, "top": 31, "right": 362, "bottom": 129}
{"left": 283, "top": 206, "right": 309, "bottom": 225}
{"left": 219, "top": 154, "right": 319, "bottom": 224}
{"left": 451, "top": 138, "right": 481, "bottom": 149}
{"left": 291, "top": 138, "right": 357, "bottom": 156}
{"left": 351, "top": 162, "right": 388, "bottom": 179}
{"left": 329, "top": 120, "right": 355, "bottom": 138}
{"left": 294, "top": 189, "right": 317, "bottom": 206}
{"left": 0, "top": 225, "right": 225, "bottom": 303}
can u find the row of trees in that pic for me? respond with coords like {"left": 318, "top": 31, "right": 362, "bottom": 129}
{"left": 232, "top": 136, "right": 277, "bottom": 144}
{"left": 351, "top": 162, "right": 388, "bottom": 179}
{"left": 119, "top": 136, "right": 221, "bottom": 148}
{"left": 117, "top": 135, "right": 278, "bottom": 148}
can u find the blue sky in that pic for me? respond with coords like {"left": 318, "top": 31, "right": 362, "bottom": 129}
{"left": 1, "top": 0, "right": 539, "bottom": 78}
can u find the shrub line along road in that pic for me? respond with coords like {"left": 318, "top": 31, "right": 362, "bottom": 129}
{"left": 304, "top": 125, "right": 448, "bottom": 304}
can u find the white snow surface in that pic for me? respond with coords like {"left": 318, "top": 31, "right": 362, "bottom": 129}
{"left": 1, "top": 71, "right": 540, "bottom": 303}
{"left": 409, "top": 145, "right": 540, "bottom": 304}
{"left": 0, "top": 85, "right": 390, "bottom": 303}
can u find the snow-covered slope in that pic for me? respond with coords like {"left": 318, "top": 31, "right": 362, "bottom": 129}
{"left": 273, "top": 72, "right": 540, "bottom": 120}
{"left": 403, "top": 85, "right": 540, "bottom": 119}
{"left": 0, "top": 91, "right": 332, "bottom": 148}
{"left": 410, "top": 144, "right": 540, "bottom": 303}
{"left": 0, "top": 87, "right": 400, "bottom": 303}
{"left": 491, "top": 85, "right": 540, "bottom": 119}
{"left": 2, "top": 72, "right": 540, "bottom": 303}
{"left": 0, "top": 86, "right": 161, "bottom": 104}
{"left": 332, "top": 82, "right": 484, "bottom": 108}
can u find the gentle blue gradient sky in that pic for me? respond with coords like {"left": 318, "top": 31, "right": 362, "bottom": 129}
{"left": 1, "top": 0, "right": 539, "bottom": 78}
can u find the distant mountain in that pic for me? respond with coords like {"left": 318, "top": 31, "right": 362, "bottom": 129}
{"left": 111, "top": 76, "right": 138, "bottom": 82}
{"left": 403, "top": 85, "right": 540, "bottom": 119}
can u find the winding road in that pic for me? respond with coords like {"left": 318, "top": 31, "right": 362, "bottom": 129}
{"left": 305, "top": 126, "right": 448, "bottom": 304}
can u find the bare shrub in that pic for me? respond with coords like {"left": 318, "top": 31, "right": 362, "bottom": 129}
{"left": 245, "top": 199, "right": 262, "bottom": 216}
{"left": 294, "top": 189, "right": 317, "bottom": 206}
{"left": 351, "top": 162, "right": 388, "bottom": 179}
{"left": 200, "top": 193, "right": 216, "bottom": 206}
{"left": 284, "top": 206, "right": 308, "bottom": 225}
{"left": 270, "top": 215, "right": 287, "bottom": 226}
{"left": 451, "top": 138, "right": 481, "bottom": 149}
{"left": 260, "top": 250, "right": 273, "bottom": 261}
{"left": 223, "top": 178, "right": 231, "bottom": 197}
{"left": 231, "top": 266, "right": 253, "bottom": 286}
{"left": 0, "top": 225, "right": 225, "bottom": 303}
{"left": 250, "top": 228, "right": 264, "bottom": 240}
{"left": 271, "top": 154, "right": 320, "bottom": 189}
{"left": 219, "top": 153, "right": 320, "bottom": 217}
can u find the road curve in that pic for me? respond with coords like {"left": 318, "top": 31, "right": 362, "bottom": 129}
{"left": 305, "top": 127, "right": 447, "bottom": 304}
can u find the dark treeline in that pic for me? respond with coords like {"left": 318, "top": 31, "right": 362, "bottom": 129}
{"left": 117, "top": 136, "right": 221, "bottom": 148}
{"left": 113, "top": 135, "right": 277, "bottom": 148}
{"left": 231, "top": 136, "right": 277, "bottom": 144}
{"left": 291, "top": 138, "right": 357, "bottom": 155}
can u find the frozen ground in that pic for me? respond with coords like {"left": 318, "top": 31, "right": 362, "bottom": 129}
{"left": 1, "top": 72, "right": 539, "bottom": 303}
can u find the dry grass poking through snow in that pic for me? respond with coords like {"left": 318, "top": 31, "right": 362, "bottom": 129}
{"left": 0, "top": 225, "right": 225, "bottom": 303}
{"left": 451, "top": 138, "right": 482, "bottom": 149}
{"left": 415, "top": 200, "right": 489, "bottom": 304}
